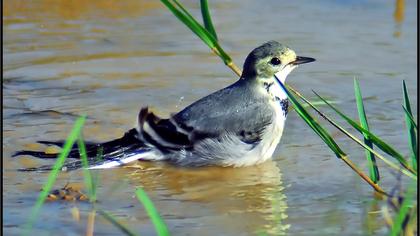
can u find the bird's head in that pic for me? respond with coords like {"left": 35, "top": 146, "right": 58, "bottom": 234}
{"left": 242, "top": 41, "right": 315, "bottom": 83}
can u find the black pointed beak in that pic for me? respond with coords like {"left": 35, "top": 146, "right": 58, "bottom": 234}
{"left": 290, "top": 56, "right": 316, "bottom": 65}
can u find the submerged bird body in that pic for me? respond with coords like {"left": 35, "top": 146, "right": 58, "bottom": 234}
{"left": 15, "top": 41, "right": 315, "bottom": 171}
{"left": 138, "top": 77, "right": 287, "bottom": 167}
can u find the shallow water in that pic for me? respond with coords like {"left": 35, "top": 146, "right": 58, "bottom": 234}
{"left": 3, "top": 0, "right": 417, "bottom": 235}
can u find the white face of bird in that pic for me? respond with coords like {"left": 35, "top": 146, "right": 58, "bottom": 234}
{"left": 253, "top": 46, "right": 297, "bottom": 81}
{"left": 242, "top": 41, "right": 315, "bottom": 83}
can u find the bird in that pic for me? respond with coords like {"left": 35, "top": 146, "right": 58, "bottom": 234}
{"left": 14, "top": 41, "right": 315, "bottom": 171}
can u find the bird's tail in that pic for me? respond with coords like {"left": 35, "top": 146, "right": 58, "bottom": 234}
{"left": 13, "top": 128, "right": 153, "bottom": 171}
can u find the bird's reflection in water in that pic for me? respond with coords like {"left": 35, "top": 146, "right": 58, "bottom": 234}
{"left": 122, "top": 159, "right": 289, "bottom": 234}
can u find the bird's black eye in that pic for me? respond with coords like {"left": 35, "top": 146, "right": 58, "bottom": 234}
{"left": 270, "top": 57, "right": 281, "bottom": 65}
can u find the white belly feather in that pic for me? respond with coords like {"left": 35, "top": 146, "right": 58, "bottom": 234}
{"left": 221, "top": 79, "right": 287, "bottom": 167}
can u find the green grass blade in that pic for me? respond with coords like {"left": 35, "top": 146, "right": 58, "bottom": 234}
{"left": 98, "top": 210, "right": 139, "bottom": 236}
{"left": 171, "top": 0, "right": 217, "bottom": 43}
{"left": 167, "top": 0, "right": 212, "bottom": 40}
{"left": 135, "top": 188, "right": 170, "bottom": 236}
{"left": 354, "top": 79, "right": 380, "bottom": 183}
{"left": 77, "top": 134, "right": 97, "bottom": 202}
{"left": 299, "top": 100, "right": 339, "bottom": 108}
{"left": 298, "top": 92, "right": 416, "bottom": 180}
{"left": 313, "top": 91, "right": 416, "bottom": 174}
{"left": 168, "top": 0, "right": 232, "bottom": 63}
{"left": 160, "top": 0, "right": 233, "bottom": 66}
{"left": 200, "top": 0, "right": 218, "bottom": 40}
{"left": 275, "top": 76, "right": 346, "bottom": 158}
{"left": 389, "top": 181, "right": 417, "bottom": 236}
{"left": 160, "top": 0, "right": 215, "bottom": 48}
{"left": 284, "top": 82, "right": 393, "bottom": 193}
{"left": 402, "top": 80, "right": 418, "bottom": 172}
{"left": 402, "top": 105, "right": 418, "bottom": 130}
{"left": 22, "top": 116, "right": 86, "bottom": 236}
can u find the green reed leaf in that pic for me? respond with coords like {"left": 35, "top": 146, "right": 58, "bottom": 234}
{"left": 160, "top": 0, "right": 232, "bottom": 66}
{"left": 77, "top": 134, "right": 97, "bottom": 202}
{"left": 135, "top": 188, "right": 170, "bottom": 236}
{"left": 314, "top": 91, "right": 416, "bottom": 174}
{"left": 402, "top": 80, "right": 417, "bottom": 172}
{"left": 161, "top": 0, "right": 215, "bottom": 47}
{"left": 390, "top": 181, "right": 417, "bottom": 236}
{"left": 354, "top": 79, "right": 380, "bottom": 183}
{"left": 275, "top": 77, "right": 346, "bottom": 158}
{"left": 200, "top": 0, "right": 218, "bottom": 40}
{"left": 98, "top": 210, "right": 139, "bottom": 236}
{"left": 22, "top": 116, "right": 86, "bottom": 236}
{"left": 300, "top": 91, "right": 416, "bottom": 180}
{"left": 402, "top": 106, "right": 418, "bottom": 130}
{"left": 299, "top": 100, "right": 339, "bottom": 108}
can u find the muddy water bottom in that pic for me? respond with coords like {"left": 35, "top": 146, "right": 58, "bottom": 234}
{"left": 3, "top": 0, "right": 417, "bottom": 235}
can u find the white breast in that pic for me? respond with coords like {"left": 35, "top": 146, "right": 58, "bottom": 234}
{"left": 258, "top": 99, "right": 287, "bottom": 161}
{"left": 224, "top": 79, "right": 287, "bottom": 167}
{"left": 174, "top": 78, "right": 289, "bottom": 167}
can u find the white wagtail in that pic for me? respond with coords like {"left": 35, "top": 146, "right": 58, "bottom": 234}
{"left": 15, "top": 41, "right": 315, "bottom": 171}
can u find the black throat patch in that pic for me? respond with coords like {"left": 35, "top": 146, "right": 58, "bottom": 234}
{"left": 262, "top": 81, "right": 289, "bottom": 116}
{"left": 279, "top": 99, "right": 289, "bottom": 116}
{"left": 263, "top": 82, "right": 274, "bottom": 93}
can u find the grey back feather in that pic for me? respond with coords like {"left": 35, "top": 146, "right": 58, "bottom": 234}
{"left": 172, "top": 78, "right": 274, "bottom": 142}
